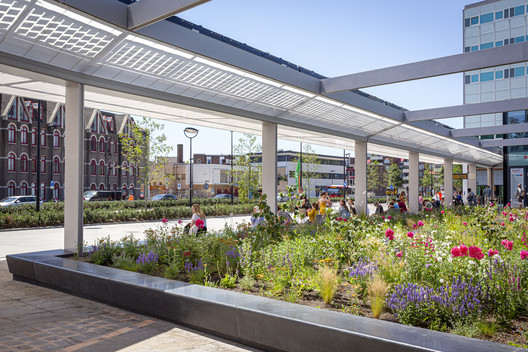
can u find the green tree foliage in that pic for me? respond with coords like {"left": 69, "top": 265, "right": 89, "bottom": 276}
{"left": 231, "top": 133, "right": 261, "bottom": 202}
{"left": 453, "top": 164, "right": 463, "bottom": 190}
{"left": 295, "top": 144, "right": 321, "bottom": 197}
{"left": 388, "top": 163, "right": 403, "bottom": 189}
{"left": 119, "top": 117, "right": 173, "bottom": 199}
{"left": 367, "top": 160, "right": 387, "bottom": 192}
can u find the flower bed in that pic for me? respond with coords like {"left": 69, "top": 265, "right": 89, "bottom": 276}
{"left": 83, "top": 200, "right": 528, "bottom": 348}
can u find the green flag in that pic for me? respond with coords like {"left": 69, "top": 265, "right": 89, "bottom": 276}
{"left": 295, "top": 158, "right": 301, "bottom": 188}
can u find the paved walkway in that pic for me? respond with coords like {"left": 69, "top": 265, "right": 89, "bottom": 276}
{"left": 0, "top": 260, "right": 259, "bottom": 352}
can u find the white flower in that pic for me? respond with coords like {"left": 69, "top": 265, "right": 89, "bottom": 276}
{"left": 439, "top": 278, "right": 444, "bottom": 283}
{"left": 437, "top": 257, "right": 443, "bottom": 263}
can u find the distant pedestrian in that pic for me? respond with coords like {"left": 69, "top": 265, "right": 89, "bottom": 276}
{"left": 467, "top": 188, "right": 476, "bottom": 207}
{"left": 516, "top": 184, "right": 524, "bottom": 208}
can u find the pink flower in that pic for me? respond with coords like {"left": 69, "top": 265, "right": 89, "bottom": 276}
{"left": 417, "top": 220, "right": 424, "bottom": 227}
{"left": 501, "top": 222, "right": 505, "bottom": 227}
{"left": 162, "top": 218, "right": 168, "bottom": 223}
{"left": 412, "top": 224, "right": 417, "bottom": 229}
{"left": 388, "top": 215, "right": 392, "bottom": 220}
{"left": 441, "top": 210, "right": 445, "bottom": 214}
{"left": 396, "top": 252, "right": 402, "bottom": 258}
{"left": 521, "top": 250, "right": 528, "bottom": 260}
{"left": 451, "top": 246, "right": 461, "bottom": 258}
{"left": 385, "top": 228, "right": 395, "bottom": 240}
{"left": 509, "top": 217, "right": 514, "bottom": 222}
{"left": 195, "top": 218, "right": 205, "bottom": 229}
{"left": 488, "top": 248, "right": 499, "bottom": 257}
{"left": 184, "top": 251, "right": 190, "bottom": 256}
{"left": 407, "top": 231, "right": 414, "bottom": 238}
{"left": 381, "top": 216, "right": 385, "bottom": 219}
{"left": 507, "top": 202, "right": 511, "bottom": 207}
{"left": 178, "top": 220, "right": 182, "bottom": 224}
{"left": 502, "top": 211, "right": 508, "bottom": 216}
{"left": 459, "top": 245, "right": 468, "bottom": 256}
{"left": 462, "top": 222, "right": 467, "bottom": 226}
{"left": 501, "top": 239, "right": 513, "bottom": 250}
{"left": 490, "top": 203, "right": 494, "bottom": 207}
{"left": 468, "top": 246, "right": 484, "bottom": 260}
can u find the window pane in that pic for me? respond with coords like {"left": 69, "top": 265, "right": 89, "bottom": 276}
{"left": 495, "top": 71, "right": 504, "bottom": 79}
{"left": 480, "top": 72, "right": 494, "bottom": 81}
{"left": 480, "top": 13, "right": 494, "bottom": 23}
{"left": 471, "top": 45, "right": 478, "bottom": 51}
{"left": 465, "top": 18, "right": 470, "bottom": 27}
{"left": 471, "top": 74, "right": 479, "bottom": 83}
{"left": 515, "top": 5, "right": 525, "bottom": 16}
{"left": 496, "top": 11, "right": 503, "bottom": 20}
{"left": 515, "top": 36, "right": 525, "bottom": 43}
{"left": 495, "top": 40, "right": 503, "bottom": 47}
{"left": 480, "top": 42, "right": 493, "bottom": 49}
{"left": 471, "top": 16, "right": 479, "bottom": 25}
{"left": 514, "top": 67, "right": 525, "bottom": 77}
{"left": 508, "top": 110, "right": 526, "bottom": 124}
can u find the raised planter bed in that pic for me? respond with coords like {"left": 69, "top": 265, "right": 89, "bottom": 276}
{"left": 6, "top": 250, "right": 523, "bottom": 352}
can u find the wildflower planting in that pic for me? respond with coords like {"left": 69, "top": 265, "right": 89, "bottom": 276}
{"left": 82, "top": 199, "right": 528, "bottom": 346}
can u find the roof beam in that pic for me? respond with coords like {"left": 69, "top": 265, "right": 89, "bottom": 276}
{"left": 320, "top": 42, "right": 528, "bottom": 93}
{"left": 404, "top": 97, "right": 528, "bottom": 122}
{"left": 451, "top": 123, "right": 528, "bottom": 138}
{"left": 127, "top": 0, "right": 211, "bottom": 30}
{"left": 480, "top": 137, "right": 528, "bottom": 148}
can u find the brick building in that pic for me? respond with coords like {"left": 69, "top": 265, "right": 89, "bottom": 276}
{"left": 0, "top": 94, "right": 142, "bottom": 201}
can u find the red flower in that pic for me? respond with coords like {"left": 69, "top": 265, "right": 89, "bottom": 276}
{"left": 501, "top": 239, "right": 513, "bottom": 250}
{"left": 396, "top": 252, "right": 402, "bottom": 258}
{"left": 385, "top": 228, "right": 395, "bottom": 240}
{"left": 196, "top": 218, "right": 205, "bottom": 229}
{"left": 462, "top": 222, "right": 467, "bottom": 226}
{"left": 451, "top": 246, "right": 461, "bottom": 258}
{"left": 521, "top": 250, "right": 528, "bottom": 260}
{"left": 184, "top": 251, "right": 191, "bottom": 256}
{"left": 162, "top": 218, "right": 168, "bottom": 223}
{"left": 488, "top": 248, "right": 499, "bottom": 257}
{"left": 417, "top": 220, "right": 424, "bottom": 227}
{"left": 459, "top": 245, "right": 468, "bottom": 256}
{"left": 468, "top": 245, "right": 484, "bottom": 260}
{"left": 407, "top": 231, "right": 414, "bottom": 238}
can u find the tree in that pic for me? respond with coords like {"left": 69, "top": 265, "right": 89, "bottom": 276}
{"left": 231, "top": 133, "right": 261, "bottom": 202}
{"left": 294, "top": 144, "right": 321, "bottom": 197}
{"left": 119, "top": 117, "right": 173, "bottom": 200}
{"left": 453, "top": 164, "right": 463, "bottom": 190}
{"left": 367, "top": 160, "right": 387, "bottom": 193}
{"left": 388, "top": 163, "right": 403, "bottom": 189}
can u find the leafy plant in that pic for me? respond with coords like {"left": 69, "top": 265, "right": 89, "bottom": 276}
{"left": 317, "top": 266, "right": 339, "bottom": 305}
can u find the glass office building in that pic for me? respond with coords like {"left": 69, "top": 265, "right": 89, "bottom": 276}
{"left": 464, "top": 0, "right": 528, "bottom": 202}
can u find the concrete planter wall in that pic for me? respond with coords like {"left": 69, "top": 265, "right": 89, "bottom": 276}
{"left": 6, "top": 250, "right": 523, "bottom": 352}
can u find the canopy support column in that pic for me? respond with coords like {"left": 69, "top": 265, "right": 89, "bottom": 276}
{"left": 408, "top": 151, "right": 419, "bottom": 213}
{"left": 354, "top": 140, "right": 367, "bottom": 215}
{"left": 444, "top": 158, "right": 453, "bottom": 207}
{"left": 64, "top": 82, "right": 84, "bottom": 254}
{"left": 468, "top": 163, "right": 477, "bottom": 195}
{"left": 262, "top": 122, "right": 277, "bottom": 213}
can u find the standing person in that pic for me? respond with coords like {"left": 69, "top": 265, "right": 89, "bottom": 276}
{"left": 399, "top": 191, "right": 407, "bottom": 203}
{"left": 307, "top": 202, "right": 319, "bottom": 222}
{"left": 318, "top": 191, "right": 331, "bottom": 214}
{"left": 189, "top": 203, "right": 207, "bottom": 235}
{"left": 347, "top": 199, "right": 357, "bottom": 216}
{"left": 467, "top": 188, "right": 476, "bottom": 207}
{"left": 338, "top": 199, "right": 350, "bottom": 219}
{"left": 483, "top": 185, "right": 491, "bottom": 204}
{"left": 516, "top": 184, "right": 525, "bottom": 208}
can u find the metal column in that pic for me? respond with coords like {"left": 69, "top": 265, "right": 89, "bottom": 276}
{"left": 408, "top": 151, "right": 419, "bottom": 213}
{"left": 444, "top": 158, "right": 453, "bottom": 207}
{"left": 354, "top": 140, "right": 367, "bottom": 215}
{"left": 64, "top": 82, "right": 84, "bottom": 253}
{"left": 262, "top": 122, "right": 277, "bottom": 213}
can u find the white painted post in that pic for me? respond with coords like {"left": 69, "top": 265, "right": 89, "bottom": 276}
{"left": 489, "top": 168, "right": 495, "bottom": 201}
{"left": 444, "top": 158, "right": 453, "bottom": 207}
{"left": 64, "top": 82, "right": 84, "bottom": 253}
{"left": 354, "top": 140, "right": 367, "bottom": 215}
{"left": 468, "top": 163, "right": 477, "bottom": 195}
{"left": 262, "top": 122, "right": 277, "bottom": 213}
{"left": 408, "top": 151, "right": 419, "bottom": 213}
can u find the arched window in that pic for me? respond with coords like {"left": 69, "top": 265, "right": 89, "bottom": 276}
{"left": 31, "top": 128, "right": 37, "bottom": 145}
{"left": 7, "top": 153, "right": 16, "bottom": 172}
{"left": 90, "top": 160, "right": 97, "bottom": 175}
{"left": 53, "top": 182, "right": 60, "bottom": 200}
{"left": 99, "top": 160, "right": 105, "bottom": 176}
{"left": 99, "top": 137, "right": 105, "bottom": 153}
{"left": 40, "top": 129, "right": 46, "bottom": 146}
{"left": 129, "top": 184, "right": 134, "bottom": 195}
{"left": 40, "top": 157, "right": 46, "bottom": 173}
{"left": 113, "top": 162, "right": 117, "bottom": 176}
{"left": 90, "top": 183, "right": 96, "bottom": 190}
{"left": 40, "top": 183, "right": 45, "bottom": 201}
{"left": 7, "top": 181, "right": 15, "bottom": 196}
{"left": 20, "top": 182, "right": 28, "bottom": 196}
{"left": 53, "top": 156, "right": 60, "bottom": 174}
{"left": 113, "top": 141, "right": 118, "bottom": 153}
{"left": 99, "top": 183, "right": 105, "bottom": 190}
{"left": 20, "top": 154, "right": 28, "bottom": 173}
{"left": 8, "top": 124, "right": 16, "bottom": 143}
{"left": 130, "top": 163, "right": 134, "bottom": 176}
{"left": 122, "top": 162, "right": 128, "bottom": 176}
{"left": 7, "top": 104, "right": 16, "bottom": 119}
{"left": 20, "top": 125, "right": 28, "bottom": 144}
{"left": 53, "top": 130, "right": 60, "bottom": 148}
{"left": 90, "top": 136, "right": 97, "bottom": 151}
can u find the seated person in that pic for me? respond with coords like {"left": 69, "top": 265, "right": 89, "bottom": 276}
{"left": 374, "top": 201, "right": 384, "bottom": 215}
{"left": 277, "top": 207, "right": 293, "bottom": 226}
{"left": 392, "top": 199, "right": 399, "bottom": 209}
{"left": 307, "top": 202, "right": 319, "bottom": 222}
{"left": 338, "top": 199, "right": 350, "bottom": 219}
{"left": 250, "top": 206, "right": 266, "bottom": 228}
{"left": 398, "top": 200, "right": 408, "bottom": 213}
{"left": 347, "top": 199, "right": 357, "bottom": 215}
{"left": 424, "top": 199, "right": 434, "bottom": 211}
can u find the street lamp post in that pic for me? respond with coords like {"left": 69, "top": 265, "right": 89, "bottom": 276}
{"left": 184, "top": 127, "right": 199, "bottom": 207}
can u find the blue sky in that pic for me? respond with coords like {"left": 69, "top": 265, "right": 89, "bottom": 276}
{"left": 157, "top": 0, "right": 469, "bottom": 159}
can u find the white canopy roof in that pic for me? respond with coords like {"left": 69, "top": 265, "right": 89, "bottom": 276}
{"left": 0, "top": 0, "right": 502, "bottom": 166}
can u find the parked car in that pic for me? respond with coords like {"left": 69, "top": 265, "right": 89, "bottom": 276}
{"left": 83, "top": 191, "right": 121, "bottom": 201}
{"left": 151, "top": 194, "right": 177, "bottom": 201}
{"left": 213, "top": 194, "right": 237, "bottom": 200}
{"left": 0, "top": 195, "right": 43, "bottom": 207}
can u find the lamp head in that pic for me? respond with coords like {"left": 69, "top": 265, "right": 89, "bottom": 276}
{"left": 184, "top": 127, "right": 199, "bottom": 139}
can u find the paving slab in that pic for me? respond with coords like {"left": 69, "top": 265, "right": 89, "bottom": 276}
{"left": 0, "top": 260, "right": 259, "bottom": 352}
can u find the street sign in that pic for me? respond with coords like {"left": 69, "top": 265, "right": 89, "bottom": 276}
{"left": 386, "top": 190, "right": 397, "bottom": 195}
{"left": 203, "top": 183, "right": 209, "bottom": 190}
{"left": 453, "top": 173, "right": 468, "bottom": 180}
{"left": 390, "top": 185, "right": 394, "bottom": 190}
{"left": 50, "top": 180, "right": 54, "bottom": 189}
{"left": 343, "top": 181, "right": 347, "bottom": 187}
{"left": 177, "top": 183, "right": 181, "bottom": 190}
